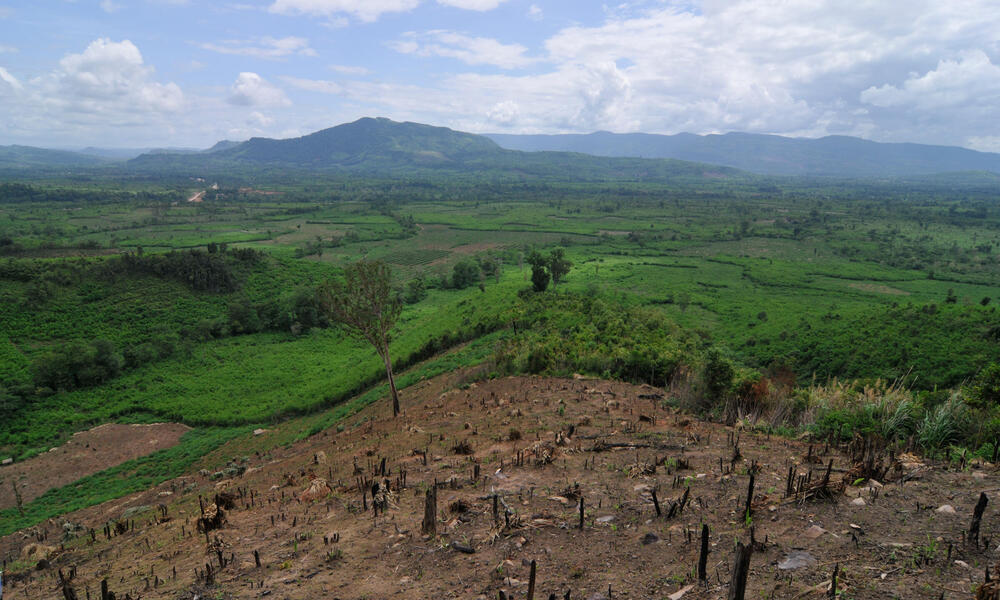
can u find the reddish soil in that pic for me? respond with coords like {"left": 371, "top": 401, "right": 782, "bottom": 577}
{"left": 1, "top": 374, "right": 997, "bottom": 599}
{"left": 0, "top": 423, "right": 190, "bottom": 509}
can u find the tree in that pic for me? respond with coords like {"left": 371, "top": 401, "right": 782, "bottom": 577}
{"left": 318, "top": 260, "right": 403, "bottom": 416}
{"left": 548, "top": 248, "right": 572, "bottom": 287}
{"left": 527, "top": 251, "right": 550, "bottom": 292}
{"left": 451, "top": 259, "right": 480, "bottom": 289}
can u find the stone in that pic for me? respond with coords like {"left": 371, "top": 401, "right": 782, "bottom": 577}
{"left": 778, "top": 551, "right": 816, "bottom": 570}
{"left": 641, "top": 532, "right": 660, "bottom": 545}
{"left": 668, "top": 584, "right": 695, "bottom": 599}
{"left": 850, "top": 497, "right": 866, "bottom": 506}
{"left": 253, "top": 428, "right": 267, "bottom": 436}
{"left": 801, "top": 525, "right": 826, "bottom": 540}
{"left": 936, "top": 504, "right": 956, "bottom": 514}
{"left": 596, "top": 515, "right": 616, "bottom": 524}
{"left": 1, "top": 457, "right": 12, "bottom": 466}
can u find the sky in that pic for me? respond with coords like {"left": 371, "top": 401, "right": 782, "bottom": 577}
{"left": 2, "top": 0, "right": 1000, "bottom": 150}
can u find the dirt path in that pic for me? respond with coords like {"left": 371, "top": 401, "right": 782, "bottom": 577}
{"left": 0, "top": 423, "right": 190, "bottom": 509}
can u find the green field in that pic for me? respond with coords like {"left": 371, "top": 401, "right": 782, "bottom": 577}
{"left": 2, "top": 174, "right": 1000, "bottom": 530}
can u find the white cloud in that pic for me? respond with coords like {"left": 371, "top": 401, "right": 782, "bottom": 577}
{"left": 391, "top": 31, "right": 535, "bottom": 69}
{"left": 0, "top": 66, "right": 22, "bottom": 91}
{"left": 526, "top": 4, "right": 541, "bottom": 20}
{"left": 55, "top": 38, "right": 184, "bottom": 113}
{"left": 198, "top": 36, "right": 316, "bottom": 59}
{"left": 282, "top": 75, "right": 343, "bottom": 94}
{"left": 329, "top": 64, "right": 370, "bottom": 75}
{"left": 268, "top": 0, "right": 420, "bottom": 23}
{"left": 436, "top": 0, "right": 507, "bottom": 10}
{"left": 228, "top": 72, "right": 291, "bottom": 107}
{"left": 861, "top": 51, "right": 1000, "bottom": 110}
{"left": 487, "top": 100, "right": 518, "bottom": 125}
{"left": 100, "top": 0, "right": 121, "bottom": 13}
{"left": 0, "top": 44, "right": 16, "bottom": 54}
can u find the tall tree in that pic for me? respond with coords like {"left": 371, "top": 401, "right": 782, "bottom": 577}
{"left": 318, "top": 260, "right": 403, "bottom": 416}
{"left": 548, "top": 248, "right": 572, "bottom": 287}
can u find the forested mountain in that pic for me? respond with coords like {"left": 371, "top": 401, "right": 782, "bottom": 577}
{"left": 486, "top": 131, "right": 1000, "bottom": 177}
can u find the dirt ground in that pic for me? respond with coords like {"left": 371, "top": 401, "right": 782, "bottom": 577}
{"left": 2, "top": 373, "right": 998, "bottom": 599}
{"left": 0, "top": 423, "right": 190, "bottom": 509}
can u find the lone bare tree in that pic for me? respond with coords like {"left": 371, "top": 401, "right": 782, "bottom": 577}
{"left": 318, "top": 259, "right": 403, "bottom": 416}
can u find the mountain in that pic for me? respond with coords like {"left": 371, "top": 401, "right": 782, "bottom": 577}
{"left": 485, "top": 131, "right": 1000, "bottom": 177}
{"left": 0, "top": 145, "right": 112, "bottom": 169}
{"left": 127, "top": 117, "right": 743, "bottom": 182}
{"left": 211, "top": 117, "right": 503, "bottom": 167}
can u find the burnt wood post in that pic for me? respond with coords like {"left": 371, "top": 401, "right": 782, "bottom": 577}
{"left": 698, "top": 523, "right": 710, "bottom": 581}
{"left": 970, "top": 492, "right": 989, "bottom": 547}
{"left": 422, "top": 486, "right": 437, "bottom": 536}
{"left": 527, "top": 559, "right": 537, "bottom": 600}
{"left": 743, "top": 473, "right": 755, "bottom": 523}
{"left": 726, "top": 541, "right": 752, "bottom": 600}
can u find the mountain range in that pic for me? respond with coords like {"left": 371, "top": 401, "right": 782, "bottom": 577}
{"left": 3, "top": 118, "right": 1000, "bottom": 179}
{"left": 485, "top": 131, "right": 1000, "bottom": 177}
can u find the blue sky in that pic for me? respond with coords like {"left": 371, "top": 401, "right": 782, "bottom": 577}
{"left": 2, "top": 1, "right": 1000, "bottom": 150}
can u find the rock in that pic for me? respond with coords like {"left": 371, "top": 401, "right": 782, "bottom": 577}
{"left": 157, "top": 491, "right": 173, "bottom": 497}
{"left": 850, "top": 497, "right": 866, "bottom": 506}
{"left": 314, "top": 450, "right": 328, "bottom": 465}
{"left": 450, "top": 541, "right": 475, "bottom": 554}
{"left": 955, "top": 560, "right": 971, "bottom": 569}
{"left": 550, "top": 496, "right": 570, "bottom": 505}
{"left": 1, "top": 457, "right": 12, "bottom": 466}
{"left": 778, "top": 551, "right": 816, "bottom": 570}
{"left": 641, "top": 532, "right": 660, "bottom": 545}
{"left": 596, "top": 515, "right": 616, "bottom": 524}
{"left": 300, "top": 478, "right": 332, "bottom": 502}
{"left": 801, "top": 525, "right": 826, "bottom": 540}
{"left": 253, "top": 428, "right": 267, "bottom": 436}
{"left": 586, "top": 594, "right": 610, "bottom": 600}
{"left": 936, "top": 504, "right": 956, "bottom": 514}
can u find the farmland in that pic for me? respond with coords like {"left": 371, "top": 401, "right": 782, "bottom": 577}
{"left": 1, "top": 172, "right": 1000, "bottom": 538}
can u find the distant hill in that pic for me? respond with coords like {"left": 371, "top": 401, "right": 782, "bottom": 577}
{"left": 485, "top": 131, "right": 1000, "bottom": 177}
{"left": 0, "top": 145, "right": 111, "bottom": 169}
{"left": 127, "top": 117, "right": 744, "bottom": 182}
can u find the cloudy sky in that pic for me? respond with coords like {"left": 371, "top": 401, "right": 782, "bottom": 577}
{"left": 2, "top": 0, "right": 1000, "bottom": 150}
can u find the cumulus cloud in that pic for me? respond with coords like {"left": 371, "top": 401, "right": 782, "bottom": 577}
{"left": 861, "top": 51, "right": 1000, "bottom": 110}
{"left": 197, "top": 36, "right": 317, "bottom": 59}
{"left": 487, "top": 100, "right": 519, "bottom": 125}
{"left": 526, "top": 4, "right": 541, "bottom": 20}
{"left": 0, "top": 44, "right": 18, "bottom": 54}
{"left": 228, "top": 72, "right": 291, "bottom": 107}
{"left": 100, "top": 0, "right": 121, "bottom": 13}
{"left": 390, "top": 31, "right": 535, "bottom": 69}
{"left": 268, "top": 0, "right": 420, "bottom": 23}
{"left": 54, "top": 38, "right": 184, "bottom": 113}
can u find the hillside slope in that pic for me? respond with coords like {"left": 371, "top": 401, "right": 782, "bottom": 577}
{"left": 0, "top": 372, "right": 994, "bottom": 599}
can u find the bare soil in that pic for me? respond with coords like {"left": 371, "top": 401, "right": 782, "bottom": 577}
{"left": 0, "top": 423, "right": 190, "bottom": 509}
{"left": 1, "top": 374, "right": 997, "bottom": 599}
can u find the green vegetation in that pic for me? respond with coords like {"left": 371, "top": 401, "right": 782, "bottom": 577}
{"left": 2, "top": 154, "right": 1000, "bottom": 532}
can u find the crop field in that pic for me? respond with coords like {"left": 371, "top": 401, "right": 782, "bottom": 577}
{"left": 2, "top": 175, "right": 1000, "bottom": 533}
